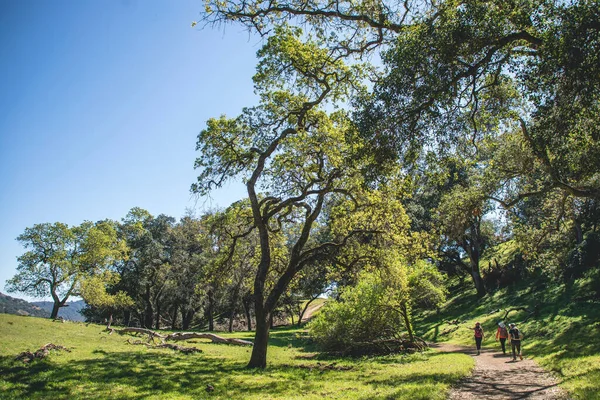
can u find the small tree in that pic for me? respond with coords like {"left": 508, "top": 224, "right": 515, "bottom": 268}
{"left": 80, "top": 271, "right": 134, "bottom": 327}
{"left": 6, "top": 221, "right": 124, "bottom": 319}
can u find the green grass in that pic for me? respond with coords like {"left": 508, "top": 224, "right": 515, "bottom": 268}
{"left": 0, "top": 314, "right": 472, "bottom": 399}
{"left": 418, "top": 278, "right": 600, "bottom": 399}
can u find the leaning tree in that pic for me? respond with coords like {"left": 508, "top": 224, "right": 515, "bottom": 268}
{"left": 192, "top": 26, "right": 416, "bottom": 368}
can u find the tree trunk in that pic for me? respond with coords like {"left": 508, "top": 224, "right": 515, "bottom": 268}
{"left": 154, "top": 286, "right": 164, "bottom": 331}
{"left": 155, "top": 300, "right": 161, "bottom": 330}
{"left": 400, "top": 302, "right": 415, "bottom": 343}
{"left": 207, "top": 290, "right": 214, "bottom": 331}
{"left": 50, "top": 289, "right": 62, "bottom": 319}
{"left": 171, "top": 303, "right": 179, "bottom": 330}
{"left": 464, "top": 233, "right": 487, "bottom": 298}
{"left": 182, "top": 309, "right": 195, "bottom": 331}
{"left": 229, "top": 286, "right": 240, "bottom": 333}
{"left": 123, "top": 310, "right": 131, "bottom": 327}
{"left": 50, "top": 301, "right": 61, "bottom": 319}
{"left": 247, "top": 309, "right": 270, "bottom": 368}
{"left": 228, "top": 312, "right": 235, "bottom": 332}
{"left": 144, "top": 285, "right": 153, "bottom": 328}
{"left": 243, "top": 295, "right": 252, "bottom": 331}
{"left": 470, "top": 259, "right": 487, "bottom": 298}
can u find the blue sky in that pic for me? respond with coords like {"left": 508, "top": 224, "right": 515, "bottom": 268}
{"left": 0, "top": 0, "right": 257, "bottom": 299}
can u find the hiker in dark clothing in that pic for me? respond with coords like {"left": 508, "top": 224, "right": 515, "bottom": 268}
{"left": 496, "top": 321, "right": 509, "bottom": 355}
{"left": 474, "top": 322, "right": 484, "bottom": 355}
{"left": 508, "top": 323, "right": 523, "bottom": 361}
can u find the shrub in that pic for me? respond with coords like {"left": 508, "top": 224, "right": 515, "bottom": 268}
{"left": 309, "top": 260, "right": 445, "bottom": 354}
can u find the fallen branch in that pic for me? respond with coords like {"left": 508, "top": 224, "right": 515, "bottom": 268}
{"left": 502, "top": 305, "right": 539, "bottom": 322}
{"left": 126, "top": 339, "right": 151, "bottom": 346}
{"left": 15, "top": 343, "right": 71, "bottom": 363}
{"left": 440, "top": 326, "right": 459, "bottom": 336}
{"left": 126, "top": 339, "right": 203, "bottom": 354}
{"left": 112, "top": 328, "right": 252, "bottom": 346}
{"left": 166, "top": 332, "right": 253, "bottom": 346}
{"left": 111, "top": 327, "right": 166, "bottom": 343}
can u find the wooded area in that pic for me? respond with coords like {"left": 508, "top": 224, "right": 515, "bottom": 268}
{"left": 6, "top": 0, "right": 599, "bottom": 371}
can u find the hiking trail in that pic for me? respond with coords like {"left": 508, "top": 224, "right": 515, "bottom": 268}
{"left": 431, "top": 343, "right": 569, "bottom": 399}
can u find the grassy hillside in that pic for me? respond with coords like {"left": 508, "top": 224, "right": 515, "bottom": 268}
{"left": 418, "top": 278, "right": 600, "bottom": 400}
{"left": 0, "top": 314, "right": 472, "bottom": 399}
{"left": 0, "top": 292, "right": 48, "bottom": 318}
{"left": 31, "top": 300, "right": 86, "bottom": 321}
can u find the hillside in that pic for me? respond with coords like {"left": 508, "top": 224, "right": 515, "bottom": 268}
{"left": 0, "top": 314, "right": 472, "bottom": 399}
{"left": 0, "top": 292, "right": 48, "bottom": 318}
{"left": 417, "top": 277, "right": 600, "bottom": 400}
{"left": 0, "top": 293, "right": 86, "bottom": 321}
{"left": 31, "top": 300, "right": 86, "bottom": 322}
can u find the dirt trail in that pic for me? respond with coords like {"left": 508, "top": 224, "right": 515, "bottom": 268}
{"left": 300, "top": 302, "right": 325, "bottom": 323}
{"left": 431, "top": 343, "right": 569, "bottom": 399}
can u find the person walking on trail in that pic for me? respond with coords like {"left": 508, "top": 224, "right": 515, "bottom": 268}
{"left": 508, "top": 323, "right": 523, "bottom": 361}
{"left": 474, "top": 322, "right": 484, "bottom": 355}
{"left": 496, "top": 321, "right": 509, "bottom": 355}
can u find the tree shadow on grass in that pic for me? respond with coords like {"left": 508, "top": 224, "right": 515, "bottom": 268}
{"left": 358, "top": 369, "right": 463, "bottom": 400}
{"left": 0, "top": 347, "right": 367, "bottom": 400}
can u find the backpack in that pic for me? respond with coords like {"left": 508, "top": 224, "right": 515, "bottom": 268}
{"left": 499, "top": 326, "right": 508, "bottom": 337}
{"left": 510, "top": 328, "right": 520, "bottom": 340}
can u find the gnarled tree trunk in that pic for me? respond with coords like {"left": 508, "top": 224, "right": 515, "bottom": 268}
{"left": 247, "top": 307, "right": 270, "bottom": 368}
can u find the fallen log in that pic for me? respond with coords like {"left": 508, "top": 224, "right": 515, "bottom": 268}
{"left": 112, "top": 328, "right": 252, "bottom": 346}
{"left": 111, "top": 327, "right": 166, "bottom": 342}
{"left": 166, "top": 332, "right": 252, "bottom": 346}
{"left": 15, "top": 343, "right": 71, "bottom": 363}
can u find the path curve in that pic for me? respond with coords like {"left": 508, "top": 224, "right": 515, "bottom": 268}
{"left": 300, "top": 302, "right": 325, "bottom": 323}
{"left": 431, "top": 343, "right": 569, "bottom": 399}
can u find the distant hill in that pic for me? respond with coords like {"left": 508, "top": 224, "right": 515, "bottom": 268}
{"left": 32, "top": 300, "right": 86, "bottom": 321}
{"left": 0, "top": 292, "right": 49, "bottom": 318}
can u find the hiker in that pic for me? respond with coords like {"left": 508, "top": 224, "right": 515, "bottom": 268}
{"left": 508, "top": 323, "right": 523, "bottom": 361}
{"left": 495, "top": 321, "right": 509, "bottom": 355}
{"left": 474, "top": 322, "right": 484, "bottom": 355}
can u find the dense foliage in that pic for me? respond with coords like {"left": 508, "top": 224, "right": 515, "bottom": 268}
{"left": 5, "top": 0, "right": 599, "bottom": 376}
{"left": 309, "top": 259, "right": 445, "bottom": 354}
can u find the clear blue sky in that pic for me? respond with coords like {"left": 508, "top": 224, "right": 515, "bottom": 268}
{"left": 0, "top": 0, "right": 256, "bottom": 299}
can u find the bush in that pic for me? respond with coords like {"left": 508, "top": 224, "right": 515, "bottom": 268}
{"left": 309, "top": 260, "right": 445, "bottom": 354}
